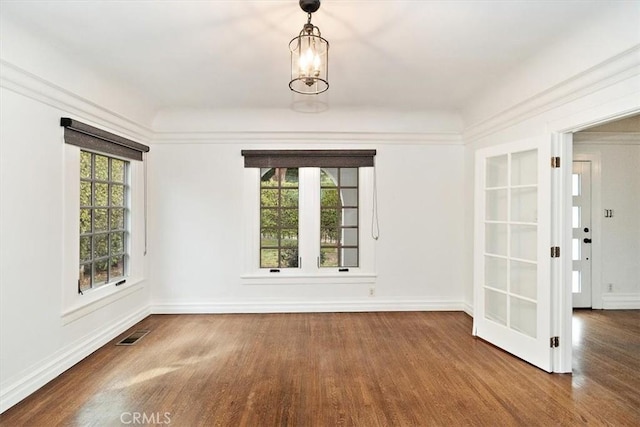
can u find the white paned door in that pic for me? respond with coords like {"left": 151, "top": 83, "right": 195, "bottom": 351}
{"left": 474, "top": 138, "right": 552, "bottom": 372}
{"left": 572, "top": 161, "right": 592, "bottom": 308}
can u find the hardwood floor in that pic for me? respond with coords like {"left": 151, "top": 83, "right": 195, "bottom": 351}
{"left": 1, "top": 310, "right": 639, "bottom": 426}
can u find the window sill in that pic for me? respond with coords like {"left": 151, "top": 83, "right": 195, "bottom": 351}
{"left": 61, "top": 279, "right": 145, "bottom": 325}
{"left": 241, "top": 272, "right": 377, "bottom": 285}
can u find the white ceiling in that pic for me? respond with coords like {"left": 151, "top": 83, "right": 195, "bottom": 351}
{"left": 0, "top": 0, "right": 632, "bottom": 114}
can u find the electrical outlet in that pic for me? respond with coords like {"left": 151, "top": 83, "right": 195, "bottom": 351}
{"left": 608, "top": 283, "right": 613, "bottom": 292}
{"left": 369, "top": 287, "right": 375, "bottom": 297}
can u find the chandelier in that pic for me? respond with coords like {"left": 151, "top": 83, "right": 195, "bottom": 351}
{"left": 289, "top": 0, "right": 329, "bottom": 95}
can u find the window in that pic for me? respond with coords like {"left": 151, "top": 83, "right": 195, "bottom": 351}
{"left": 243, "top": 150, "right": 375, "bottom": 278}
{"left": 79, "top": 151, "right": 129, "bottom": 291}
{"left": 320, "top": 168, "right": 359, "bottom": 267}
{"left": 260, "top": 167, "right": 299, "bottom": 268}
{"left": 62, "top": 117, "right": 149, "bottom": 298}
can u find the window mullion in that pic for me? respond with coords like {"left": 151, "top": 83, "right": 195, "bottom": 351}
{"left": 298, "top": 168, "right": 320, "bottom": 273}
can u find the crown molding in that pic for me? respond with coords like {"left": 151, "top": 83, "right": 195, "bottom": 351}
{"left": 0, "top": 59, "right": 153, "bottom": 142}
{"left": 463, "top": 45, "right": 640, "bottom": 143}
{"left": 151, "top": 131, "right": 463, "bottom": 145}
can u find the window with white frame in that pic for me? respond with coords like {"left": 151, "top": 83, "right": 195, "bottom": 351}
{"left": 61, "top": 117, "right": 149, "bottom": 294}
{"left": 320, "top": 167, "right": 359, "bottom": 268}
{"left": 79, "top": 151, "right": 129, "bottom": 291}
{"left": 260, "top": 167, "right": 300, "bottom": 268}
{"left": 243, "top": 150, "right": 375, "bottom": 276}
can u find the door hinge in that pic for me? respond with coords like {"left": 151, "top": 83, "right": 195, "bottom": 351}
{"left": 551, "top": 157, "right": 561, "bottom": 168}
{"left": 550, "top": 336, "right": 560, "bottom": 348}
{"left": 551, "top": 246, "right": 560, "bottom": 258}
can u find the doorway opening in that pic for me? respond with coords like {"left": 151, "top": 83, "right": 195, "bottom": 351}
{"left": 567, "top": 113, "right": 640, "bottom": 375}
{"left": 570, "top": 114, "right": 640, "bottom": 310}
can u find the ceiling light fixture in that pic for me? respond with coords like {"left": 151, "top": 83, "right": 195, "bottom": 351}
{"left": 289, "top": 0, "right": 329, "bottom": 95}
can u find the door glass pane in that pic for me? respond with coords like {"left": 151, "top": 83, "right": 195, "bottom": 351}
{"left": 485, "top": 289, "right": 507, "bottom": 326}
{"left": 511, "top": 187, "right": 537, "bottom": 223}
{"left": 510, "top": 297, "right": 537, "bottom": 338}
{"left": 572, "top": 206, "right": 581, "bottom": 228}
{"left": 510, "top": 260, "right": 536, "bottom": 300}
{"left": 485, "top": 223, "right": 507, "bottom": 256}
{"left": 572, "top": 239, "right": 581, "bottom": 261}
{"left": 572, "top": 174, "right": 580, "bottom": 196}
{"left": 572, "top": 270, "right": 581, "bottom": 293}
{"left": 510, "top": 224, "right": 537, "bottom": 261}
{"left": 485, "top": 189, "right": 507, "bottom": 221}
{"left": 485, "top": 256, "right": 507, "bottom": 291}
{"left": 486, "top": 155, "right": 508, "bottom": 187}
{"left": 511, "top": 150, "right": 537, "bottom": 186}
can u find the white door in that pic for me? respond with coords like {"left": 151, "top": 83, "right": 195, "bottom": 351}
{"left": 473, "top": 138, "right": 553, "bottom": 372}
{"left": 572, "top": 161, "right": 592, "bottom": 308}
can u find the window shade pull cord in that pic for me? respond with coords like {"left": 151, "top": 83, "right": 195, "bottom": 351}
{"left": 144, "top": 152, "right": 148, "bottom": 256}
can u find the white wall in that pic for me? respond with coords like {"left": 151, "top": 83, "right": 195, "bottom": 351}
{"left": 148, "top": 133, "right": 466, "bottom": 312}
{"left": 574, "top": 141, "right": 640, "bottom": 299}
{"left": 462, "top": 2, "right": 640, "bottom": 128}
{"left": 0, "top": 19, "right": 154, "bottom": 410}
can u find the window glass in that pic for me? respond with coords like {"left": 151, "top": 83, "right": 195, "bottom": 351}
{"left": 260, "top": 168, "right": 299, "bottom": 268}
{"left": 320, "top": 168, "right": 359, "bottom": 268}
{"left": 79, "top": 151, "right": 128, "bottom": 291}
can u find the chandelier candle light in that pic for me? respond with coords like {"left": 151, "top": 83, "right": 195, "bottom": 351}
{"left": 289, "top": 0, "right": 329, "bottom": 94}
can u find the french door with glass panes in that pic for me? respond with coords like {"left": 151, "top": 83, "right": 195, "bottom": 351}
{"left": 572, "top": 161, "right": 592, "bottom": 308}
{"left": 474, "top": 138, "right": 553, "bottom": 372}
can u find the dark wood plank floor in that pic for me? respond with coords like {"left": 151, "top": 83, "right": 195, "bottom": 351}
{"left": 1, "top": 310, "right": 639, "bottom": 426}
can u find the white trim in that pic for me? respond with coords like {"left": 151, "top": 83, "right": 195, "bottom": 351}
{"left": 464, "top": 46, "right": 640, "bottom": 142}
{"left": 152, "top": 132, "right": 462, "bottom": 145}
{"left": 242, "top": 167, "right": 377, "bottom": 280}
{"left": 151, "top": 300, "right": 465, "bottom": 314}
{"left": 601, "top": 293, "right": 640, "bottom": 310}
{"left": 61, "top": 281, "right": 146, "bottom": 325}
{"left": 571, "top": 151, "right": 603, "bottom": 309}
{"left": 0, "top": 307, "right": 150, "bottom": 413}
{"left": 241, "top": 274, "right": 377, "bottom": 286}
{"left": 463, "top": 302, "right": 474, "bottom": 317}
{"left": 0, "top": 60, "right": 152, "bottom": 142}
{"left": 554, "top": 132, "right": 573, "bottom": 373}
{"left": 574, "top": 132, "right": 640, "bottom": 144}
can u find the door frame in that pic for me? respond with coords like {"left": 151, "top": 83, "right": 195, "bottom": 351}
{"left": 571, "top": 154, "right": 603, "bottom": 309}
{"left": 550, "top": 104, "right": 639, "bottom": 373}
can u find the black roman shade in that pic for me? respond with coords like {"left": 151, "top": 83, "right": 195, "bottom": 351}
{"left": 61, "top": 118, "right": 150, "bottom": 161}
{"left": 241, "top": 149, "right": 376, "bottom": 168}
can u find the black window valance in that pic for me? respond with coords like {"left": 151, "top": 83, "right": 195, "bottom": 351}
{"left": 241, "top": 149, "right": 376, "bottom": 168}
{"left": 61, "top": 117, "right": 150, "bottom": 161}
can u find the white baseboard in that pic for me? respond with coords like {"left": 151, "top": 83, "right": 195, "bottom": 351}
{"left": 463, "top": 302, "right": 474, "bottom": 317}
{"left": 150, "top": 299, "right": 465, "bottom": 314}
{"left": 601, "top": 293, "right": 640, "bottom": 310}
{"left": 0, "top": 307, "right": 150, "bottom": 413}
